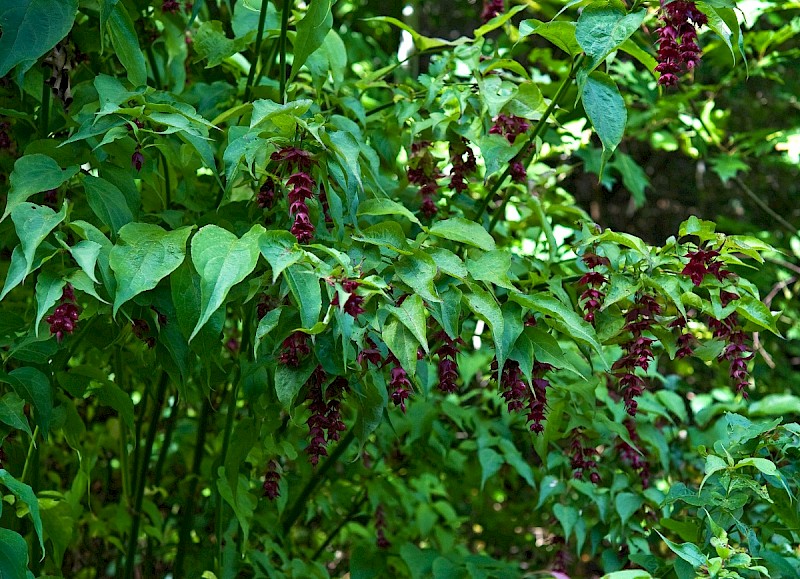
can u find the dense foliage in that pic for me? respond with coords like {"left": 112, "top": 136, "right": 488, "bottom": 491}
{"left": 1, "top": 1, "right": 799, "bottom": 578}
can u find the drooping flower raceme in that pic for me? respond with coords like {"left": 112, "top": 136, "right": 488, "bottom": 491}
{"left": 655, "top": 0, "right": 708, "bottom": 86}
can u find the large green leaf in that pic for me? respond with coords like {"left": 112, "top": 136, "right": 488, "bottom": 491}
{"left": 83, "top": 175, "right": 134, "bottom": 236}
{"left": 429, "top": 218, "right": 496, "bottom": 251}
{"left": 582, "top": 71, "right": 626, "bottom": 177}
{"left": 383, "top": 318, "right": 419, "bottom": 378}
{"left": 386, "top": 294, "right": 428, "bottom": 355}
{"left": 284, "top": 264, "right": 322, "bottom": 329}
{"left": 193, "top": 20, "right": 253, "bottom": 68}
{"left": 464, "top": 285, "right": 506, "bottom": 369}
{"left": 107, "top": 3, "right": 147, "bottom": 86}
{"left": 0, "top": 392, "right": 32, "bottom": 437}
{"left": 0, "top": 0, "right": 78, "bottom": 77}
{"left": 109, "top": 223, "right": 193, "bottom": 316}
{"left": 357, "top": 198, "right": 423, "bottom": 227}
{"left": 290, "top": 0, "right": 333, "bottom": 81}
{"left": 216, "top": 467, "right": 257, "bottom": 546}
{"left": 259, "top": 230, "right": 303, "bottom": 283}
{"left": 395, "top": 250, "right": 440, "bottom": 304}
{"left": 189, "top": 224, "right": 265, "bottom": 341}
{"left": 0, "top": 528, "right": 29, "bottom": 579}
{"left": 2, "top": 368, "right": 53, "bottom": 434}
{"left": 1, "top": 154, "right": 79, "bottom": 221}
{"left": 10, "top": 202, "right": 67, "bottom": 281}
{"left": 34, "top": 270, "right": 66, "bottom": 337}
{"left": 576, "top": 1, "right": 645, "bottom": 75}
{"left": 275, "top": 358, "right": 318, "bottom": 410}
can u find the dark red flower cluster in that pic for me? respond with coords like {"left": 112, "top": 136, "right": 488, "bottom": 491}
{"left": 448, "top": 138, "right": 477, "bottom": 193}
{"left": 331, "top": 279, "right": 365, "bottom": 318}
{"left": 387, "top": 355, "right": 412, "bottom": 413}
{"left": 616, "top": 418, "right": 650, "bottom": 487}
{"left": 669, "top": 315, "right": 696, "bottom": 358}
{"left": 262, "top": 460, "right": 281, "bottom": 500}
{"left": 526, "top": 362, "right": 553, "bottom": 434}
{"left": 498, "top": 360, "right": 527, "bottom": 413}
{"left": 318, "top": 185, "right": 333, "bottom": 224}
{"left": 256, "top": 294, "right": 276, "bottom": 320}
{"left": 271, "top": 147, "right": 317, "bottom": 243}
{"left": 256, "top": 178, "right": 278, "bottom": 210}
{"left": 131, "top": 146, "right": 144, "bottom": 172}
{"left": 277, "top": 331, "right": 310, "bottom": 367}
{"left": 489, "top": 114, "right": 530, "bottom": 143}
{"left": 131, "top": 318, "right": 155, "bottom": 348}
{"left": 436, "top": 334, "right": 461, "bottom": 393}
{"left": 655, "top": 0, "right": 707, "bottom": 87}
{"left": 481, "top": 0, "right": 505, "bottom": 23}
{"left": 357, "top": 338, "right": 383, "bottom": 367}
{"left": 408, "top": 141, "right": 442, "bottom": 218}
{"left": 613, "top": 294, "right": 662, "bottom": 416}
{"left": 569, "top": 430, "right": 600, "bottom": 484}
{"left": 681, "top": 247, "right": 731, "bottom": 286}
{"left": 46, "top": 284, "right": 79, "bottom": 342}
{"left": 305, "top": 370, "right": 348, "bottom": 466}
{"left": 578, "top": 251, "right": 610, "bottom": 324}
{"left": 42, "top": 189, "right": 58, "bottom": 207}
{"left": 162, "top": 0, "right": 181, "bottom": 13}
{"left": 710, "top": 310, "right": 753, "bottom": 398}
{"left": 375, "top": 504, "right": 391, "bottom": 549}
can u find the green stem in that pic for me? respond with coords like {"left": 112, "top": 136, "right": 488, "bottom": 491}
{"left": 278, "top": 0, "right": 292, "bottom": 103}
{"left": 214, "top": 369, "right": 241, "bottom": 566}
{"left": 254, "top": 40, "right": 279, "bottom": 93}
{"left": 173, "top": 396, "right": 212, "bottom": 577}
{"left": 124, "top": 373, "right": 169, "bottom": 579}
{"left": 244, "top": 0, "right": 270, "bottom": 102}
{"left": 146, "top": 45, "right": 163, "bottom": 89}
{"left": 115, "top": 350, "right": 132, "bottom": 501}
{"left": 161, "top": 151, "right": 172, "bottom": 209}
{"left": 281, "top": 428, "right": 356, "bottom": 534}
{"left": 311, "top": 492, "right": 367, "bottom": 561}
{"left": 39, "top": 78, "right": 50, "bottom": 136}
{"left": 476, "top": 55, "right": 584, "bottom": 227}
{"left": 153, "top": 392, "right": 180, "bottom": 484}
{"left": 20, "top": 426, "right": 39, "bottom": 483}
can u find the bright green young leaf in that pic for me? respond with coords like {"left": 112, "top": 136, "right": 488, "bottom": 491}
{"left": 189, "top": 224, "right": 265, "bottom": 341}
{"left": 0, "top": 0, "right": 78, "bottom": 77}
{"left": 429, "top": 218, "right": 496, "bottom": 251}
{"left": 1, "top": 154, "right": 79, "bottom": 221}
{"left": 357, "top": 198, "right": 423, "bottom": 227}
{"left": 700, "top": 454, "right": 729, "bottom": 491}
{"left": 657, "top": 532, "right": 708, "bottom": 568}
{"left": 736, "top": 295, "right": 780, "bottom": 335}
{"left": 10, "top": 202, "right": 66, "bottom": 281}
{"left": 83, "top": 175, "right": 134, "bottom": 236}
{"left": 194, "top": 21, "right": 253, "bottom": 68}
{"left": 475, "top": 5, "right": 527, "bottom": 38}
{"left": 284, "top": 264, "right": 322, "bottom": 329}
{"left": 1, "top": 367, "right": 52, "bottom": 438}
{"left": 0, "top": 469, "right": 45, "bottom": 553}
{"left": 34, "top": 270, "right": 66, "bottom": 337}
{"left": 519, "top": 20, "right": 581, "bottom": 56}
{"left": 107, "top": 3, "right": 147, "bottom": 86}
{"left": 290, "top": 0, "right": 334, "bottom": 81}
{"left": 387, "top": 294, "right": 428, "bottom": 354}
{"left": 109, "top": 223, "right": 193, "bottom": 316}
{"left": 364, "top": 16, "right": 455, "bottom": 52}
{"left": 582, "top": 71, "right": 626, "bottom": 177}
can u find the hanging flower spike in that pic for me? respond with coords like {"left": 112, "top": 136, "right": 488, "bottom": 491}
{"left": 375, "top": 504, "right": 391, "bottom": 549}
{"left": 46, "top": 284, "right": 79, "bottom": 342}
{"left": 387, "top": 355, "right": 412, "bottom": 413}
{"left": 616, "top": 419, "right": 651, "bottom": 487}
{"left": 655, "top": 1, "right": 708, "bottom": 86}
{"left": 449, "top": 138, "right": 477, "bottom": 193}
{"left": 578, "top": 251, "right": 610, "bottom": 324}
{"left": 271, "top": 147, "right": 315, "bottom": 172}
{"left": 278, "top": 331, "right": 310, "bottom": 367}
{"left": 436, "top": 334, "right": 462, "bottom": 394}
{"left": 408, "top": 141, "right": 442, "bottom": 218}
{"left": 262, "top": 460, "right": 281, "bottom": 500}
{"left": 131, "top": 146, "right": 144, "bottom": 172}
{"left": 257, "top": 178, "right": 278, "bottom": 209}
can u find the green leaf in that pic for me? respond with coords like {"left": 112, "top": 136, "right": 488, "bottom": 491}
{"left": 467, "top": 249, "right": 516, "bottom": 290}
{"left": 259, "top": 230, "right": 303, "bottom": 283}
{"left": 0, "top": 528, "right": 29, "bottom": 579}
{"left": 11, "top": 202, "right": 67, "bottom": 279}
{"left": 478, "top": 447, "right": 503, "bottom": 490}
{"left": 96, "top": 379, "right": 135, "bottom": 432}
{"left": 601, "top": 571, "right": 653, "bottom": 579}
{"left": 527, "top": 327, "right": 583, "bottom": 377}
{"left": 464, "top": 286, "right": 506, "bottom": 368}
{"left": 107, "top": 3, "right": 147, "bottom": 86}
{"left": 2, "top": 366, "right": 52, "bottom": 438}
{"left": 364, "top": 16, "right": 455, "bottom": 52}
{"left": 553, "top": 503, "right": 579, "bottom": 540}
{"left": 216, "top": 467, "right": 257, "bottom": 546}
{"left": 696, "top": 3, "right": 738, "bottom": 64}
{"left": 275, "top": 357, "right": 317, "bottom": 410}
{"left": 83, "top": 175, "right": 134, "bottom": 236}
{"left": 429, "top": 218, "right": 496, "bottom": 251}
{"left": 291, "top": 0, "right": 333, "bottom": 81}
{"left": 383, "top": 318, "right": 418, "bottom": 378}
{"left": 194, "top": 20, "right": 252, "bottom": 68}
{"left": 254, "top": 308, "right": 282, "bottom": 359}
{"left": 0, "top": 469, "right": 46, "bottom": 554}
{"left": 354, "top": 378, "right": 387, "bottom": 450}
{"left": 615, "top": 492, "right": 643, "bottom": 525}
{"left": 519, "top": 20, "right": 581, "bottom": 56}
{"left": 284, "top": 265, "right": 322, "bottom": 329}
{"left": 34, "top": 270, "right": 65, "bottom": 337}
{"left": 357, "top": 198, "right": 423, "bottom": 227}
{"left": 428, "top": 247, "right": 468, "bottom": 281}
{"left": 387, "top": 294, "right": 428, "bottom": 355}
{"left": 0, "top": 0, "right": 78, "bottom": 77}
{"left": 69, "top": 240, "right": 102, "bottom": 283}
{"left": 657, "top": 532, "right": 708, "bottom": 568}
{"left": 109, "top": 223, "right": 193, "bottom": 316}
{"left": 582, "top": 71, "right": 626, "bottom": 177}
{"left": 395, "top": 250, "right": 440, "bottom": 304}
{"left": 611, "top": 151, "right": 650, "bottom": 207}
{"left": 39, "top": 497, "right": 75, "bottom": 568}
{"left": 355, "top": 222, "right": 412, "bottom": 255}
{"left": 736, "top": 295, "right": 780, "bottom": 335}
{"left": 2, "top": 154, "right": 79, "bottom": 221}
{"left": 0, "top": 392, "right": 32, "bottom": 437}
{"left": 576, "top": 2, "right": 646, "bottom": 75}
{"left": 700, "top": 454, "right": 729, "bottom": 491}
{"left": 474, "top": 5, "right": 527, "bottom": 38}
{"left": 679, "top": 216, "right": 717, "bottom": 241}
{"left": 189, "top": 224, "right": 264, "bottom": 341}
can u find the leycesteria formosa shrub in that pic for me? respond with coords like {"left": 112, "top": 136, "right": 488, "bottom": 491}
{"left": 0, "top": 1, "right": 798, "bottom": 578}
